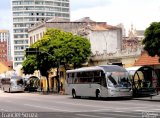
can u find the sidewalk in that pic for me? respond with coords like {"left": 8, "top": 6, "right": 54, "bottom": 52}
{"left": 133, "top": 94, "right": 160, "bottom": 102}
{"left": 25, "top": 90, "right": 65, "bottom": 95}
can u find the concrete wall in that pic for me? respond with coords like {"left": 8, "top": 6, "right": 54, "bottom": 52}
{"left": 88, "top": 29, "right": 122, "bottom": 54}
{"left": 122, "top": 57, "right": 138, "bottom": 68}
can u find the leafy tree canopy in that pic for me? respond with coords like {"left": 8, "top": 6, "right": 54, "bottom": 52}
{"left": 22, "top": 55, "right": 38, "bottom": 75}
{"left": 142, "top": 22, "right": 160, "bottom": 59}
{"left": 22, "top": 28, "right": 91, "bottom": 91}
{"left": 22, "top": 28, "right": 91, "bottom": 75}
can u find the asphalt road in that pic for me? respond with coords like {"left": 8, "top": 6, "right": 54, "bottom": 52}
{"left": 0, "top": 90, "right": 160, "bottom": 118}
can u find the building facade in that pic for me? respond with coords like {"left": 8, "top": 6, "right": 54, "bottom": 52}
{"left": 0, "top": 30, "right": 12, "bottom": 73}
{"left": 0, "top": 30, "right": 10, "bottom": 62}
{"left": 12, "top": 0, "right": 70, "bottom": 68}
{"left": 28, "top": 17, "right": 122, "bottom": 55}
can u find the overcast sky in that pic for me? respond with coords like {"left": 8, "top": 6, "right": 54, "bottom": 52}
{"left": 0, "top": 0, "right": 160, "bottom": 31}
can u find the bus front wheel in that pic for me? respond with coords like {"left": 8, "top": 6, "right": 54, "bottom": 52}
{"left": 72, "top": 89, "right": 77, "bottom": 98}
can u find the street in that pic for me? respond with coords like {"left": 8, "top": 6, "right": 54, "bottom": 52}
{"left": 0, "top": 90, "right": 160, "bottom": 118}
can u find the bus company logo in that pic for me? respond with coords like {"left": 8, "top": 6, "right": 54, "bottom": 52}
{"left": 142, "top": 112, "right": 159, "bottom": 118}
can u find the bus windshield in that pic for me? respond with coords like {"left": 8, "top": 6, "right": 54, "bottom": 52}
{"left": 107, "top": 72, "right": 131, "bottom": 88}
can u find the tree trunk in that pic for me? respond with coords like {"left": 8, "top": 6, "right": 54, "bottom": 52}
{"left": 56, "top": 66, "right": 60, "bottom": 93}
{"left": 63, "top": 63, "right": 67, "bottom": 70}
{"left": 74, "top": 63, "right": 76, "bottom": 69}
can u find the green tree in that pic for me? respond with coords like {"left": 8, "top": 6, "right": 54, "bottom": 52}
{"left": 142, "top": 22, "right": 160, "bottom": 61}
{"left": 22, "top": 55, "right": 38, "bottom": 74}
{"left": 22, "top": 28, "right": 91, "bottom": 92}
{"left": 23, "top": 32, "right": 56, "bottom": 92}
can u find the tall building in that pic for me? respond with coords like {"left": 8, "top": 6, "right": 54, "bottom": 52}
{"left": 0, "top": 30, "right": 11, "bottom": 62}
{"left": 12, "top": 0, "right": 70, "bottom": 68}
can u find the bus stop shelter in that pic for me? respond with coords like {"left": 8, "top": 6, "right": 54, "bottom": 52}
{"left": 126, "top": 66, "right": 158, "bottom": 97}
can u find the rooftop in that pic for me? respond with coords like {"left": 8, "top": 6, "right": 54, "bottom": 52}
{"left": 134, "top": 51, "right": 160, "bottom": 66}
{"left": 74, "top": 17, "right": 96, "bottom": 22}
{"left": 29, "top": 17, "right": 118, "bottom": 32}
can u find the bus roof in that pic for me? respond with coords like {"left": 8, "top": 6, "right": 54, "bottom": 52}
{"left": 66, "top": 65, "right": 127, "bottom": 73}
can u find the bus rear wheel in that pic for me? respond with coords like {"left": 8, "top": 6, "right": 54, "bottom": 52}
{"left": 96, "top": 90, "right": 100, "bottom": 99}
{"left": 72, "top": 89, "right": 77, "bottom": 98}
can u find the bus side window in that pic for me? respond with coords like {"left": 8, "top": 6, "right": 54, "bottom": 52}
{"left": 71, "top": 73, "right": 74, "bottom": 84}
{"left": 101, "top": 71, "right": 105, "bottom": 77}
{"left": 93, "top": 71, "right": 101, "bottom": 83}
{"left": 67, "top": 73, "right": 69, "bottom": 83}
{"left": 67, "top": 73, "right": 73, "bottom": 84}
{"left": 74, "top": 78, "right": 78, "bottom": 84}
{"left": 100, "top": 71, "right": 107, "bottom": 87}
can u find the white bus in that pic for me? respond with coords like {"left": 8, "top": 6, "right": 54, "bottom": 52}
{"left": 65, "top": 65, "right": 132, "bottom": 98}
{"left": 1, "top": 76, "right": 24, "bottom": 92}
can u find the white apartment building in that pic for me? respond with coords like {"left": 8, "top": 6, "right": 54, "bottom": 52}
{"left": 0, "top": 30, "right": 11, "bottom": 61}
{"left": 12, "top": 0, "right": 70, "bottom": 68}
